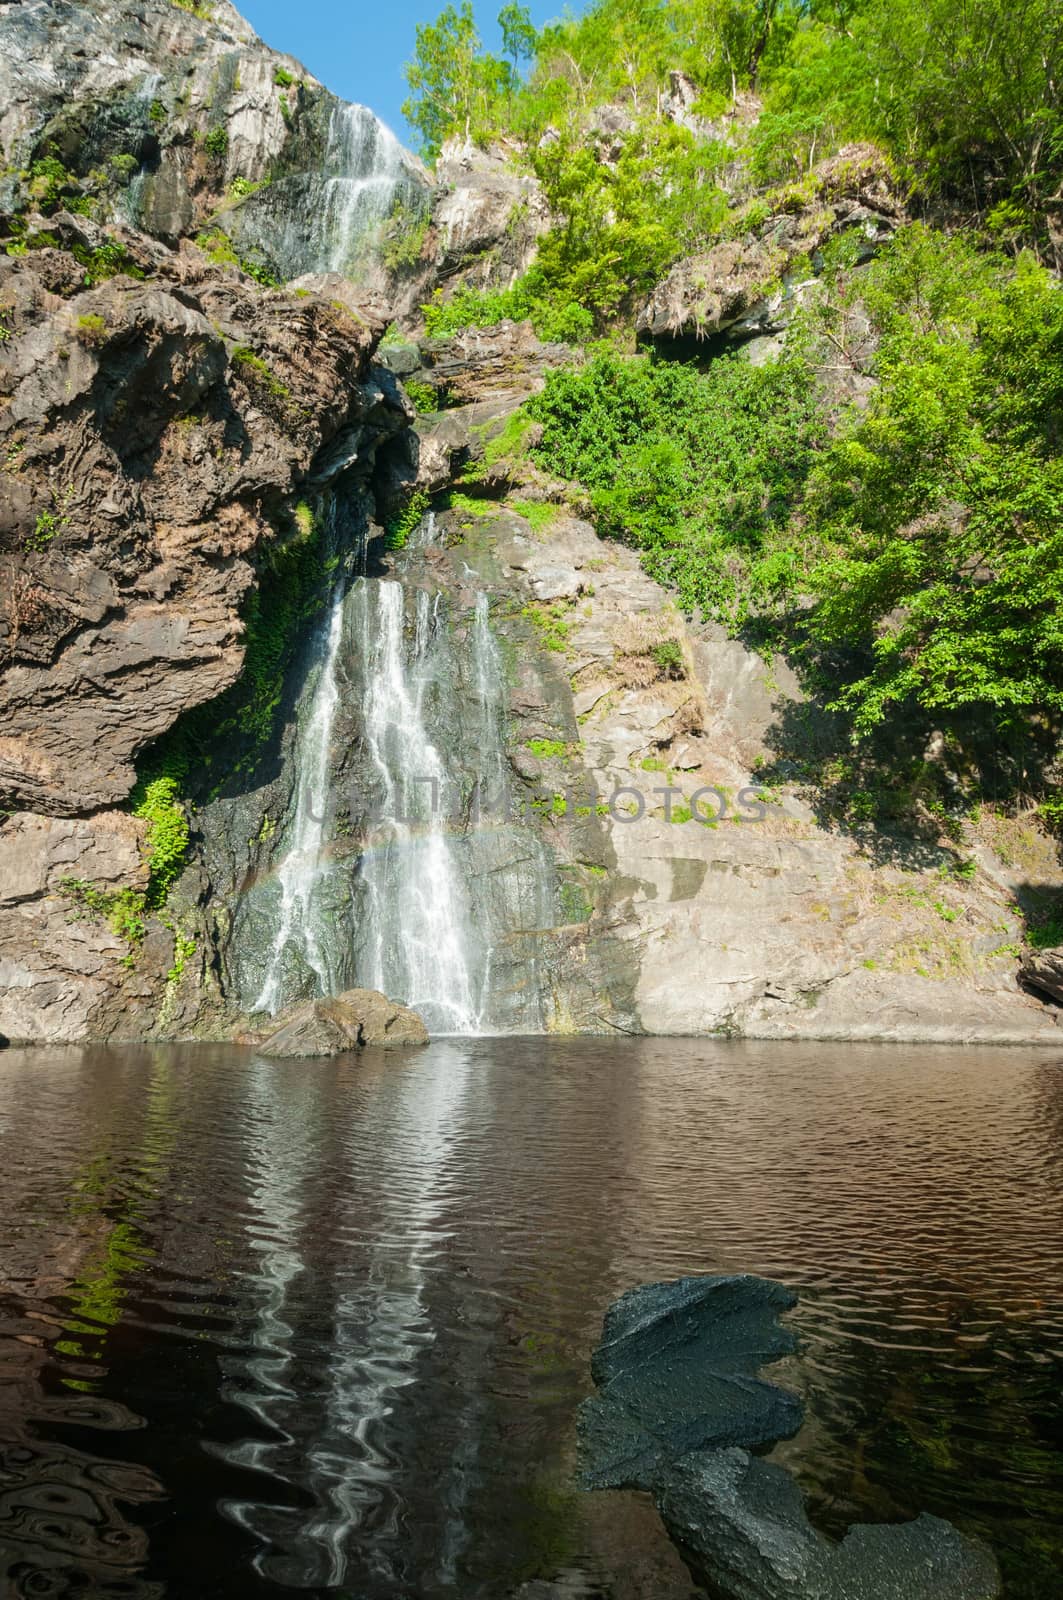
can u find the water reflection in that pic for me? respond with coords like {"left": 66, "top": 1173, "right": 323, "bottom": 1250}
{"left": 0, "top": 1039, "right": 1060, "bottom": 1598}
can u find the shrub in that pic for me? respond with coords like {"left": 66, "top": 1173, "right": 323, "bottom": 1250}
{"left": 203, "top": 127, "right": 229, "bottom": 159}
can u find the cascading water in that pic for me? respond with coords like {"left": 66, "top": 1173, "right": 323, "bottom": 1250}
{"left": 351, "top": 577, "right": 484, "bottom": 1035}
{"left": 319, "top": 105, "right": 411, "bottom": 275}
{"left": 252, "top": 582, "right": 347, "bottom": 1014}
{"left": 225, "top": 99, "right": 428, "bottom": 284}
{"left": 240, "top": 511, "right": 557, "bottom": 1032}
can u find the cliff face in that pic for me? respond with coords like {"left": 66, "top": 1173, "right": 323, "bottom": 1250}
{"left": 1, "top": 0, "right": 1060, "bottom": 1047}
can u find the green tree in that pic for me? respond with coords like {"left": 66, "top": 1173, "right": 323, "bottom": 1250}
{"left": 498, "top": 2, "right": 538, "bottom": 75}
{"left": 401, "top": 2, "right": 511, "bottom": 161}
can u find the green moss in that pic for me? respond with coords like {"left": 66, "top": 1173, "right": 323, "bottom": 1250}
{"left": 170, "top": 0, "right": 214, "bottom": 15}
{"left": 75, "top": 312, "right": 106, "bottom": 345}
{"left": 203, "top": 126, "right": 229, "bottom": 159}
{"left": 526, "top": 738, "right": 568, "bottom": 759}
{"left": 231, "top": 343, "right": 290, "bottom": 401}
{"left": 483, "top": 410, "right": 535, "bottom": 469}
{"left": 273, "top": 67, "right": 296, "bottom": 87}
{"left": 522, "top": 601, "right": 573, "bottom": 653}
{"left": 509, "top": 498, "right": 558, "bottom": 533}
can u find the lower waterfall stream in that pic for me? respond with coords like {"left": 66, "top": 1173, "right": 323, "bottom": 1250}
{"left": 241, "top": 513, "right": 527, "bottom": 1032}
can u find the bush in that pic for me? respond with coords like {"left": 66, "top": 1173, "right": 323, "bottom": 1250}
{"left": 203, "top": 127, "right": 229, "bottom": 159}
{"left": 528, "top": 349, "right": 824, "bottom": 625}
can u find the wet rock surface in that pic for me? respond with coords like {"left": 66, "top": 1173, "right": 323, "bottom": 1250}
{"left": 1020, "top": 946, "right": 1063, "bottom": 1005}
{"left": 580, "top": 1275, "right": 1001, "bottom": 1600}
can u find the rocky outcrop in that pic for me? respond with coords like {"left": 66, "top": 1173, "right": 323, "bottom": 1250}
{"left": 0, "top": 0, "right": 429, "bottom": 283}
{"left": 430, "top": 137, "right": 547, "bottom": 293}
{"left": 0, "top": 223, "right": 409, "bottom": 1043}
{"left": 431, "top": 498, "right": 1062, "bottom": 1043}
{"left": 244, "top": 989, "right": 429, "bottom": 1055}
{"left": 636, "top": 144, "right": 903, "bottom": 349}
{"left": 0, "top": 236, "right": 401, "bottom": 816}
{"left": 1020, "top": 946, "right": 1063, "bottom": 1005}
{"left": 580, "top": 1275, "right": 1001, "bottom": 1600}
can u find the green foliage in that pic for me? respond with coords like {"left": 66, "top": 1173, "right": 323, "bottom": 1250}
{"left": 802, "top": 227, "right": 1063, "bottom": 735}
{"left": 402, "top": 2, "right": 517, "bottom": 161}
{"left": 526, "top": 738, "right": 568, "bottom": 758}
{"left": 403, "top": 376, "right": 439, "bottom": 413}
{"left": 71, "top": 239, "right": 145, "bottom": 285}
{"left": 386, "top": 489, "right": 431, "bottom": 550}
{"left": 753, "top": 0, "right": 1063, "bottom": 254}
{"left": 273, "top": 67, "right": 296, "bottom": 87}
{"left": 61, "top": 879, "right": 147, "bottom": 949}
{"left": 528, "top": 348, "right": 823, "bottom": 625}
{"left": 170, "top": 0, "right": 214, "bottom": 15}
{"left": 203, "top": 126, "right": 229, "bottom": 159}
{"left": 381, "top": 200, "right": 430, "bottom": 272}
{"left": 130, "top": 776, "right": 190, "bottom": 907}
{"left": 651, "top": 638, "right": 685, "bottom": 678}
{"left": 149, "top": 99, "right": 167, "bottom": 125}
{"left": 27, "top": 155, "right": 75, "bottom": 212}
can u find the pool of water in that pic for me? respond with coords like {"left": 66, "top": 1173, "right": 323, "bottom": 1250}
{"left": 0, "top": 1038, "right": 1061, "bottom": 1598}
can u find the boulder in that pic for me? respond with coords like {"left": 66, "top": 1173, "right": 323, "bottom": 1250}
{"left": 658, "top": 1449, "right": 1001, "bottom": 1600}
{"left": 1020, "top": 947, "right": 1063, "bottom": 1005}
{"left": 579, "top": 1275, "right": 1001, "bottom": 1600}
{"left": 579, "top": 1276, "right": 802, "bottom": 1491}
{"left": 249, "top": 988, "right": 429, "bottom": 1056}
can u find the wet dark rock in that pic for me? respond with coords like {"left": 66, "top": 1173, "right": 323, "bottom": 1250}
{"left": 246, "top": 988, "right": 429, "bottom": 1056}
{"left": 579, "top": 1276, "right": 802, "bottom": 1491}
{"left": 660, "top": 1449, "right": 1001, "bottom": 1600}
{"left": 580, "top": 1275, "right": 1001, "bottom": 1600}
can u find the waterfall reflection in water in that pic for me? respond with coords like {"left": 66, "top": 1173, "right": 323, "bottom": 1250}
{"left": 0, "top": 1040, "right": 1062, "bottom": 1598}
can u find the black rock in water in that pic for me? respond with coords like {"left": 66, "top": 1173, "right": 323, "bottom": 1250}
{"left": 579, "top": 1275, "right": 802, "bottom": 1491}
{"left": 579, "top": 1275, "right": 1001, "bottom": 1600}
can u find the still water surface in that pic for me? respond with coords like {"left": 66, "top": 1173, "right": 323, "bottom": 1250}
{"left": 0, "top": 1039, "right": 1061, "bottom": 1599}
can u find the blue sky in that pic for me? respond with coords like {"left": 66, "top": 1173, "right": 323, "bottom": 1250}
{"left": 238, "top": 1, "right": 563, "bottom": 149}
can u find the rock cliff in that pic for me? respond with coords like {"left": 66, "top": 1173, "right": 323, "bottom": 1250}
{"left": 2, "top": 0, "right": 1061, "bottom": 1046}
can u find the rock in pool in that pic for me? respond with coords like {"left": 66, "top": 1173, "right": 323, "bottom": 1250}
{"left": 240, "top": 988, "right": 429, "bottom": 1056}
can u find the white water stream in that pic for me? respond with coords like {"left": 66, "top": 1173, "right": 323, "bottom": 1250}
{"left": 253, "top": 584, "right": 347, "bottom": 1015}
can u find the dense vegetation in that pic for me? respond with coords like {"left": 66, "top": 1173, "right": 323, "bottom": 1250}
{"left": 406, "top": 0, "right": 1061, "bottom": 336}
{"left": 406, "top": 0, "right": 1063, "bottom": 819}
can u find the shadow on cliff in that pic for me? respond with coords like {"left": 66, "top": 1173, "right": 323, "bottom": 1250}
{"left": 748, "top": 630, "right": 1063, "bottom": 873}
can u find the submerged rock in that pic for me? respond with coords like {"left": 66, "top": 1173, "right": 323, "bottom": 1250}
{"left": 246, "top": 988, "right": 429, "bottom": 1056}
{"left": 580, "top": 1275, "right": 1001, "bottom": 1600}
{"left": 580, "top": 1276, "right": 802, "bottom": 1491}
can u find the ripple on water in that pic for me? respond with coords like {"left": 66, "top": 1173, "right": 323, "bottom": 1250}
{"left": 0, "top": 1038, "right": 1060, "bottom": 1598}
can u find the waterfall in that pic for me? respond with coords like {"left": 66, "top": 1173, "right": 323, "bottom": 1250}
{"left": 352, "top": 580, "right": 484, "bottom": 1036}
{"left": 319, "top": 105, "right": 411, "bottom": 275}
{"left": 240, "top": 513, "right": 555, "bottom": 1034}
{"left": 230, "top": 99, "right": 427, "bottom": 283}
{"left": 253, "top": 583, "right": 347, "bottom": 1015}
